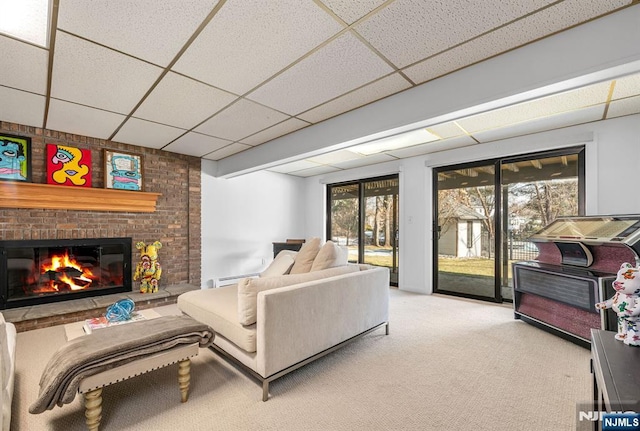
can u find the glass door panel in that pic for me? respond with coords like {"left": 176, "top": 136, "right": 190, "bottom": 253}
{"left": 435, "top": 164, "right": 498, "bottom": 300}
{"left": 329, "top": 183, "right": 360, "bottom": 263}
{"left": 328, "top": 176, "right": 399, "bottom": 285}
{"left": 499, "top": 153, "right": 581, "bottom": 300}
{"left": 363, "top": 178, "right": 399, "bottom": 284}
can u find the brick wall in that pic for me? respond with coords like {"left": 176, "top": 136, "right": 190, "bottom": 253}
{"left": 0, "top": 121, "right": 201, "bottom": 288}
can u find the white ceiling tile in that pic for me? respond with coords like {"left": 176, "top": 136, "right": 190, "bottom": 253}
{"left": 404, "top": 0, "right": 630, "bottom": 84}
{"left": 240, "top": 118, "right": 309, "bottom": 146}
{"left": 307, "top": 150, "right": 364, "bottom": 165}
{"left": 203, "top": 143, "right": 251, "bottom": 161}
{"left": 0, "top": 0, "right": 49, "bottom": 46}
{"left": 195, "top": 99, "right": 289, "bottom": 141}
{"left": 612, "top": 73, "right": 640, "bottom": 100}
{"left": 427, "top": 122, "right": 466, "bottom": 140}
{"left": 457, "top": 81, "right": 610, "bottom": 133}
{"left": 330, "top": 153, "right": 396, "bottom": 169}
{"left": 268, "top": 160, "right": 321, "bottom": 173}
{"left": 607, "top": 95, "right": 640, "bottom": 119}
{"left": 355, "top": 0, "right": 554, "bottom": 69}
{"left": 113, "top": 118, "right": 186, "bottom": 149}
{"left": 298, "top": 73, "right": 411, "bottom": 123}
{"left": 472, "top": 105, "right": 605, "bottom": 142}
{"left": 248, "top": 32, "right": 394, "bottom": 115}
{"left": 289, "top": 165, "right": 342, "bottom": 177}
{"left": 320, "top": 0, "right": 387, "bottom": 24}
{"left": 57, "top": 0, "right": 220, "bottom": 66}
{"left": 133, "top": 72, "right": 237, "bottom": 130}
{"left": 387, "top": 135, "right": 477, "bottom": 158}
{"left": 163, "top": 132, "right": 231, "bottom": 157}
{"left": 0, "top": 86, "right": 45, "bottom": 127}
{"left": 51, "top": 32, "right": 163, "bottom": 114}
{"left": 0, "top": 36, "right": 48, "bottom": 94}
{"left": 173, "top": 0, "right": 343, "bottom": 95}
{"left": 47, "top": 99, "right": 126, "bottom": 139}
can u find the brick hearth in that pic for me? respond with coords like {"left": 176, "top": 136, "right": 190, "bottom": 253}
{"left": 2, "top": 284, "right": 198, "bottom": 332}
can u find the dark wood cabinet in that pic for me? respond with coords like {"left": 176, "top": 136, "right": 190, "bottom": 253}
{"left": 272, "top": 240, "right": 304, "bottom": 258}
{"left": 591, "top": 329, "right": 640, "bottom": 430}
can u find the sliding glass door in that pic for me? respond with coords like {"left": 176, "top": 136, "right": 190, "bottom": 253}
{"left": 499, "top": 151, "right": 584, "bottom": 300}
{"left": 433, "top": 147, "right": 584, "bottom": 302}
{"left": 328, "top": 175, "right": 399, "bottom": 284}
{"left": 435, "top": 163, "right": 498, "bottom": 300}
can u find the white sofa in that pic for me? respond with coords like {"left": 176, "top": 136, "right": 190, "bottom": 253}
{"left": 0, "top": 313, "right": 16, "bottom": 431}
{"left": 178, "top": 240, "right": 390, "bottom": 400}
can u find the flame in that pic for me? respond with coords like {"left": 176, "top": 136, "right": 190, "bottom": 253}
{"left": 58, "top": 273, "right": 92, "bottom": 291}
{"left": 40, "top": 252, "right": 96, "bottom": 291}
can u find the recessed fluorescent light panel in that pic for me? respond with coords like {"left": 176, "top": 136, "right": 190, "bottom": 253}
{"left": 349, "top": 128, "right": 440, "bottom": 156}
{"left": 0, "top": 0, "right": 51, "bottom": 47}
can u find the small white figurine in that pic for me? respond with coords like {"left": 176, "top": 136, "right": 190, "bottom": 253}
{"left": 596, "top": 262, "right": 640, "bottom": 346}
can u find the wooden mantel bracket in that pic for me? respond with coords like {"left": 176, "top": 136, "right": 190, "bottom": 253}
{"left": 0, "top": 182, "right": 161, "bottom": 213}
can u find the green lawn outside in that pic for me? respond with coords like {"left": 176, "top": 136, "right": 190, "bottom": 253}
{"left": 347, "top": 246, "right": 394, "bottom": 267}
{"left": 346, "top": 247, "right": 516, "bottom": 278}
{"left": 438, "top": 257, "right": 518, "bottom": 278}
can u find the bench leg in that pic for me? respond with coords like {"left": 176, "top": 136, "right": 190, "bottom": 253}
{"left": 178, "top": 358, "right": 191, "bottom": 403}
{"left": 84, "top": 388, "right": 102, "bottom": 431}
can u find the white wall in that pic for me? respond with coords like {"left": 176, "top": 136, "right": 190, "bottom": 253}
{"left": 306, "top": 114, "right": 640, "bottom": 294}
{"left": 200, "top": 160, "right": 307, "bottom": 288}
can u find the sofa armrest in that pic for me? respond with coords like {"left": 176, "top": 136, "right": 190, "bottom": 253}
{"left": 1, "top": 321, "right": 16, "bottom": 431}
{"left": 255, "top": 266, "right": 389, "bottom": 378}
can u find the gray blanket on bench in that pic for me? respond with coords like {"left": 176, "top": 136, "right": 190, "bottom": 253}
{"left": 29, "top": 314, "right": 214, "bottom": 414}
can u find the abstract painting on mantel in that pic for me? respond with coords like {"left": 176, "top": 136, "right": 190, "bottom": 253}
{"left": 46, "top": 143, "right": 92, "bottom": 187}
{"left": 104, "top": 149, "right": 143, "bottom": 191}
{"left": 0, "top": 134, "right": 31, "bottom": 182}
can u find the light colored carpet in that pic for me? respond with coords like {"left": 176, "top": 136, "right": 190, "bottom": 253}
{"left": 11, "top": 289, "right": 591, "bottom": 431}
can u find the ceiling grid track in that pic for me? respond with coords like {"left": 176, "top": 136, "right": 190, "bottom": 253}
{"left": 107, "top": 0, "right": 228, "bottom": 142}
{"left": 42, "top": 0, "right": 60, "bottom": 129}
{"left": 0, "top": 0, "right": 637, "bottom": 175}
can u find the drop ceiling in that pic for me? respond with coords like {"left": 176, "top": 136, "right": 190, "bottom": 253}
{"left": 1, "top": 0, "right": 639, "bottom": 178}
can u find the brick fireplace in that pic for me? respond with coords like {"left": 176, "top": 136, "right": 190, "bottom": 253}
{"left": 0, "top": 121, "right": 202, "bottom": 314}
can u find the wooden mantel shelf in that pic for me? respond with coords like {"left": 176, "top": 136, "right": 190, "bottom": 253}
{"left": 0, "top": 182, "right": 161, "bottom": 213}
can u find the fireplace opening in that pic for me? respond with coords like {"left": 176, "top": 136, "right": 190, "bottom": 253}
{"left": 0, "top": 238, "right": 132, "bottom": 309}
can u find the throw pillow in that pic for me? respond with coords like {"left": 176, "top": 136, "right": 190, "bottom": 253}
{"left": 310, "top": 241, "right": 348, "bottom": 271}
{"left": 289, "top": 237, "right": 321, "bottom": 274}
{"left": 237, "top": 265, "right": 359, "bottom": 326}
{"left": 260, "top": 250, "right": 297, "bottom": 277}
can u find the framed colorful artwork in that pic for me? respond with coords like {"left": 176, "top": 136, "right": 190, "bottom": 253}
{"left": 104, "top": 149, "right": 143, "bottom": 191}
{"left": 0, "top": 134, "right": 32, "bottom": 182}
{"left": 46, "top": 143, "right": 92, "bottom": 187}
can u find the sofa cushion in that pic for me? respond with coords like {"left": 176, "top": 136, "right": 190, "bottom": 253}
{"left": 177, "top": 286, "right": 257, "bottom": 353}
{"left": 260, "top": 250, "right": 297, "bottom": 278}
{"left": 0, "top": 312, "right": 15, "bottom": 431}
{"left": 310, "top": 241, "right": 348, "bottom": 271}
{"left": 289, "top": 237, "right": 321, "bottom": 274}
{"left": 237, "top": 265, "right": 360, "bottom": 326}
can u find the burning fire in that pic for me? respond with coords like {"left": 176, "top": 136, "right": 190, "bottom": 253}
{"left": 41, "top": 252, "right": 96, "bottom": 291}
